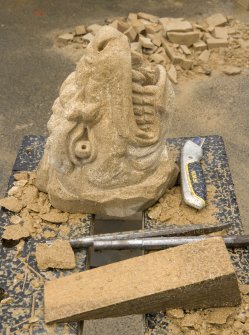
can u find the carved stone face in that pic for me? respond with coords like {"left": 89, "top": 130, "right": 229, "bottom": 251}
{"left": 36, "top": 26, "right": 178, "bottom": 217}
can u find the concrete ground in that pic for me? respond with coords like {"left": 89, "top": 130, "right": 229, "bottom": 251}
{"left": 0, "top": 0, "right": 249, "bottom": 334}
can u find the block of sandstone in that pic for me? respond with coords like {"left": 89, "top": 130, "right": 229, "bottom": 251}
{"left": 207, "top": 37, "right": 228, "bottom": 49}
{"left": 206, "top": 13, "right": 227, "bottom": 27}
{"left": 35, "top": 26, "right": 178, "bottom": 217}
{"left": 167, "top": 31, "right": 200, "bottom": 46}
{"left": 44, "top": 237, "right": 241, "bottom": 323}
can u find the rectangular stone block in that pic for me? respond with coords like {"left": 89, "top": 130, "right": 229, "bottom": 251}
{"left": 44, "top": 237, "right": 241, "bottom": 323}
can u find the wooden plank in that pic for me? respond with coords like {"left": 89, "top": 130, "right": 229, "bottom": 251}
{"left": 44, "top": 237, "right": 241, "bottom": 323}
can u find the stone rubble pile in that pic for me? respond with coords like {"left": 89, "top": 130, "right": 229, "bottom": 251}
{"left": 145, "top": 284, "right": 249, "bottom": 335}
{"left": 56, "top": 12, "right": 249, "bottom": 84}
{"left": 0, "top": 171, "right": 88, "bottom": 242}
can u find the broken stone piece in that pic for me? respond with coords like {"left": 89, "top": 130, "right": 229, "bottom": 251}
{"left": 162, "top": 39, "right": 183, "bottom": 64}
{"left": 40, "top": 211, "right": 69, "bottom": 223}
{"left": 198, "top": 50, "right": 210, "bottom": 62}
{"left": 75, "top": 25, "right": 86, "bottom": 36}
{"left": 36, "top": 26, "right": 178, "bottom": 217}
{"left": 167, "top": 64, "right": 178, "bottom": 84}
{"left": 36, "top": 240, "right": 76, "bottom": 270}
{"left": 117, "top": 20, "right": 130, "bottom": 33}
{"left": 213, "top": 27, "right": 228, "bottom": 39}
{"left": 206, "top": 13, "right": 227, "bottom": 27}
{"left": 167, "top": 308, "right": 185, "bottom": 319}
{"left": 207, "top": 307, "right": 236, "bottom": 324}
{"left": 44, "top": 237, "right": 241, "bottom": 323}
{"left": 124, "top": 26, "right": 137, "bottom": 42}
{"left": 193, "top": 40, "right": 207, "bottom": 51}
{"left": 167, "top": 31, "right": 200, "bottom": 46}
{"left": 9, "top": 215, "right": 22, "bottom": 225}
{"left": 58, "top": 33, "right": 74, "bottom": 43}
{"left": 165, "top": 20, "right": 192, "bottom": 33}
{"left": 180, "top": 57, "right": 193, "bottom": 70}
{"left": 222, "top": 65, "right": 241, "bottom": 75}
{"left": 207, "top": 37, "right": 228, "bottom": 49}
{"left": 14, "top": 171, "right": 29, "bottom": 181}
{"left": 149, "top": 53, "right": 166, "bottom": 64}
{"left": 0, "top": 196, "right": 23, "bottom": 213}
{"left": 87, "top": 24, "right": 102, "bottom": 35}
{"left": 145, "top": 23, "right": 162, "bottom": 34}
{"left": 130, "top": 19, "right": 145, "bottom": 34}
{"left": 137, "top": 12, "right": 159, "bottom": 23}
{"left": 148, "top": 33, "right": 162, "bottom": 47}
{"left": 139, "top": 34, "right": 155, "bottom": 49}
{"left": 180, "top": 45, "right": 191, "bottom": 55}
{"left": 2, "top": 224, "right": 30, "bottom": 240}
{"left": 82, "top": 32, "right": 94, "bottom": 43}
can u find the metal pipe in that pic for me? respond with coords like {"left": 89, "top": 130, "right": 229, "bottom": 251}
{"left": 91, "top": 235, "right": 249, "bottom": 250}
{"left": 69, "top": 221, "right": 231, "bottom": 249}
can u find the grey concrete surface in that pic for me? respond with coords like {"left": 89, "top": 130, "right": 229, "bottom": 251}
{"left": 0, "top": 0, "right": 249, "bottom": 334}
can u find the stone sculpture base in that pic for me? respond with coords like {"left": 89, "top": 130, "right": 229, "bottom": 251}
{"left": 46, "top": 159, "right": 178, "bottom": 217}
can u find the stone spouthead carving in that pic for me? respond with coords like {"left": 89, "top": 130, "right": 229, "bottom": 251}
{"left": 36, "top": 26, "right": 178, "bottom": 217}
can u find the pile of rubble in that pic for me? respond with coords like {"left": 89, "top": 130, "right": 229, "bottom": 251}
{"left": 146, "top": 284, "right": 249, "bottom": 335}
{"left": 0, "top": 171, "right": 88, "bottom": 242}
{"left": 56, "top": 12, "right": 249, "bottom": 84}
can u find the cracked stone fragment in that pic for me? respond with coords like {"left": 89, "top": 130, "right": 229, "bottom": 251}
{"left": 206, "top": 13, "right": 227, "bottom": 27}
{"left": 14, "top": 171, "right": 29, "bottom": 181}
{"left": 222, "top": 66, "right": 241, "bottom": 75}
{"left": 75, "top": 25, "right": 86, "bottom": 36}
{"left": 165, "top": 20, "right": 192, "bottom": 33}
{"left": 167, "top": 308, "right": 185, "bottom": 319}
{"left": 2, "top": 224, "right": 30, "bottom": 240}
{"left": 167, "top": 31, "right": 200, "bottom": 47}
{"left": 167, "top": 64, "right": 178, "bottom": 84}
{"left": 36, "top": 240, "right": 76, "bottom": 270}
{"left": 40, "top": 211, "right": 69, "bottom": 223}
{"left": 207, "top": 37, "right": 228, "bottom": 49}
{"left": 207, "top": 307, "right": 236, "bottom": 325}
{"left": 58, "top": 33, "right": 74, "bottom": 43}
{"left": 0, "top": 196, "right": 23, "bottom": 213}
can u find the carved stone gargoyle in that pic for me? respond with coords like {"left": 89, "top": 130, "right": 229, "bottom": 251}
{"left": 36, "top": 26, "right": 178, "bottom": 217}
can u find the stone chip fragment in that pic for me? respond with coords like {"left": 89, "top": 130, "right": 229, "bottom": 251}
{"left": 167, "top": 31, "right": 200, "bottom": 46}
{"left": 0, "top": 196, "right": 23, "bottom": 213}
{"left": 2, "top": 224, "right": 30, "bottom": 240}
{"left": 207, "top": 37, "right": 228, "bottom": 49}
{"left": 222, "top": 66, "right": 241, "bottom": 75}
{"left": 75, "top": 25, "right": 86, "bottom": 36}
{"left": 36, "top": 240, "right": 76, "bottom": 270}
{"left": 206, "top": 13, "right": 227, "bottom": 27}
{"left": 40, "top": 211, "right": 69, "bottom": 223}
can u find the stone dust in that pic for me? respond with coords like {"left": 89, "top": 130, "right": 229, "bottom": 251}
{"left": 148, "top": 185, "right": 218, "bottom": 225}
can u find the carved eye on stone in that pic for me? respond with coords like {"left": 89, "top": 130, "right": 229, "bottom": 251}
{"left": 69, "top": 124, "right": 95, "bottom": 166}
{"left": 74, "top": 140, "right": 91, "bottom": 159}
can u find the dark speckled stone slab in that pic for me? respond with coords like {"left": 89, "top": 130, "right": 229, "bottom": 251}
{"left": 0, "top": 135, "right": 247, "bottom": 335}
{"left": 0, "top": 136, "right": 93, "bottom": 334}
{"left": 144, "top": 135, "right": 249, "bottom": 335}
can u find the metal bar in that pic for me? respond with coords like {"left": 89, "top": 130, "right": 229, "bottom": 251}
{"left": 70, "top": 222, "right": 231, "bottom": 249}
{"left": 91, "top": 235, "right": 249, "bottom": 250}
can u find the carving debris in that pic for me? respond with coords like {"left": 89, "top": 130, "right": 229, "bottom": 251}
{"left": 56, "top": 13, "right": 249, "bottom": 84}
